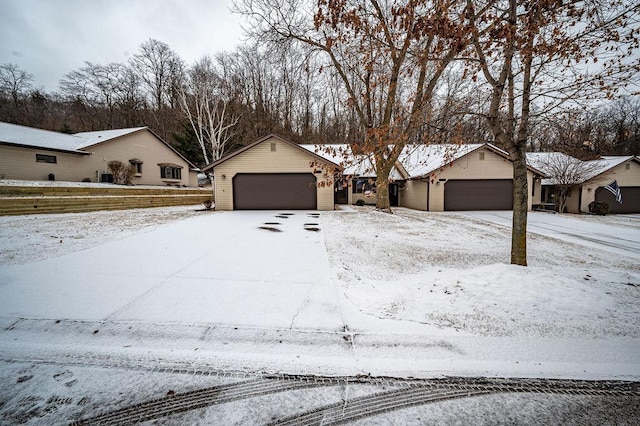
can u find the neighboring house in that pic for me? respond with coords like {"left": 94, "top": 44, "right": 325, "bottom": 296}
{"left": 397, "top": 143, "right": 543, "bottom": 211}
{"left": 202, "top": 134, "right": 340, "bottom": 211}
{"left": 0, "top": 122, "right": 199, "bottom": 187}
{"left": 529, "top": 152, "right": 640, "bottom": 214}
{"left": 300, "top": 144, "right": 405, "bottom": 206}
{"left": 583, "top": 156, "right": 640, "bottom": 213}
{"left": 305, "top": 143, "right": 544, "bottom": 212}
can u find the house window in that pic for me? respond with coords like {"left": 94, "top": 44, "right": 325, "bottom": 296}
{"left": 129, "top": 159, "right": 143, "bottom": 175}
{"left": 352, "top": 178, "right": 376, "bottom": 194}
{"left": 100, "top": 173, "right": 114, "bottom": 183}
{"left": 36, "top": 154, "right": 57, "bottom": 163}
{"left": 479, "top": 152, "right": 485, "bottom": 160}
{"left": 160, "top": 165, "right": 182, "bottom": 180}
{"left": 270, "top": 142, "right": 276, "bottom": 152}
{"left": 625, "top": 164, "right": 630, "bottom": 170}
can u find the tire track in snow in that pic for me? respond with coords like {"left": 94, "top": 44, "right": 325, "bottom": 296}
{"left": 71, "top": 374, "right": 639, "bottom": 425}
{"left": 71, "top": 378, "right": 329, "bottom": 426}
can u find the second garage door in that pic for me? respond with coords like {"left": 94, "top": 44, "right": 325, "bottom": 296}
{"left": 444, "top": 179, "right": 513, "bottom": 211}
{"left": 595, "top": 186, "right": 640, "bottom": 213}
{"left": 233, "top": 173, "right": 317, "bottom": 210}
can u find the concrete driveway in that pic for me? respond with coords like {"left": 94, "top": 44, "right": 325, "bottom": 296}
{"left": 0, "top": 211, "right": 339, "bottom": 330}
{"left": 460, "top": 211, "right": 640, "bottom": 259}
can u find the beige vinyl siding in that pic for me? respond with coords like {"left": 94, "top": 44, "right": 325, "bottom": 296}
{"left": 526, "top": 172, "right": 534, "bottom": 210}
{"left": 352, "top": 194, "right": 376, "bottom": 205}
{"left": 0, "top": 145, "right": 87, "bottom": 181}
{"left": 1, "top": 130, "right": 198, "bottom": 186}
{"left": 352, "top": 193, "right": 376, "bottom": 205}
{"left": 531, "top": 178, "right": 542, "bottom": 206}
{"left": 428, "top": 148, "right": 524, "bottom": 211}
{"left": 213, "top": 137, "right": 334, "bottom": 211}
{"left": 579, "top": 159, "right": 640, "bottom": 212}
{"left": 85, "top": 131, "right": 193, "bottom": 186}
{"left": 561, "top": 187, "right": 580, "bottom": 213}
{"left": 399, "top": 179, "right": 428, "bottom": 210}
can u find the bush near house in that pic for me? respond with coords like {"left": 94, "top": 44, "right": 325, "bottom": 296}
{"left": 107, "top": 161, "right": 136, "bottom": 185}
{"left": 589, "top": 201, "right": 609, "bottom": 216}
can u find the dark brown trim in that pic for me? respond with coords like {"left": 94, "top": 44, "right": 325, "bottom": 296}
{"left": 578, "top": 185, "right": 583, "bottom": 213}
{"left": 426, "top": 179, "right": 430, "bottom": 211}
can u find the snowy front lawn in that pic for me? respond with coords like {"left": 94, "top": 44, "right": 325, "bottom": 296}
{"left": 323, "top": 207, "right": 640, "bottom": 339}
{"left": 0, "top": 205, "right": 638, "bottom": 380}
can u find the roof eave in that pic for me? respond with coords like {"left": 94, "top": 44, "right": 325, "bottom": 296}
{"left": 0, "top": 141, "right": 90, "bottom": 155}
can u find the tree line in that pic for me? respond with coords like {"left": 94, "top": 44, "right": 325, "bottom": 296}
{"left": 1, "top": 36, "right": 638, "bottom": 171}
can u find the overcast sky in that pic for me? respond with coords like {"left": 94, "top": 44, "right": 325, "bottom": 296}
{"left": 0, "top": 0, "right": 246, "bottom": 92}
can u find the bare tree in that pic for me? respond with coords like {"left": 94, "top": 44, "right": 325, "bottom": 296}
{"left": 236, "top": 0, "right": 472, "bottom": 212}
{"left": 60, "top": 62, "right": 144, "bottom": 129}
{"left": 130, "top": 39, "right": 184, "bottom": 110}
{"left": 180, "top": 57, "right": 240, "bottom": 166}
{"left": 0, "top": 63, "right": 33, "bottom": 108}
{"left": 467, "top": 0, "right": 639, "bottom": 265}
{"left": 530, "top": 153, "right": 601, "bottom": 213}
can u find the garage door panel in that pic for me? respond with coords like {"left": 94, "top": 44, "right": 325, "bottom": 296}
{"left": 445, "top": 179, "right": 513, "bottom": 211}
{"left": 595, "top": 186, "right": 640, "bottom": 214}
{"left": 233, "top": 173, "right": 317, "bottom": 210}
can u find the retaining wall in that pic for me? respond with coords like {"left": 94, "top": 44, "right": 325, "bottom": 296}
{"left": 0, "top": 185, "right": 212, "bottom": 215}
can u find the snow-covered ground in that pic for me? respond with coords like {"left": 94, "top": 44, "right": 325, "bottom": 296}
{"left": 0, "top": 206, "right": 638, "bottom": 423}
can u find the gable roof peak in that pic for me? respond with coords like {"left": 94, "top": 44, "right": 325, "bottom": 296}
{"left": 202, "top": 134, "right": 341, "bottom": 172}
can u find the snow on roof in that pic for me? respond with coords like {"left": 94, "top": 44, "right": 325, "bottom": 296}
{"left": 526, "top": 152, "right": 587, "bottom": 185}
{"left": 0, "top": 121, "right": 87, "bottom": 153}
{"left": 299, "top": 144, "right": 404, "bottom": 180}
{"left": 301, "top": 143, "right": 514, "bottom": 180}
{"left": 399, "top": 143, "right": 491, "bottom": 178}
{"left": 582, "top": 156, "right": 636, "bottom": 181}
{"left": 527, "top": 152, "right": 636, "bottom": 184}
{"left": 525, "top": 152, "right": 578, "bottom": 173}
{"left": 0, "top": 121, "right": 149, "bottom": 153}
{"left": 74, "top": 127, "right": 147, "bottom": 149}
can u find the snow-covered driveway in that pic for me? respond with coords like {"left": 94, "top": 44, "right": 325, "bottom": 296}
{"left": 460, "top": 211, "right": 640, "bottom": 258}
{"left": 0, "top": 211, "right": 336, "bottom": 329}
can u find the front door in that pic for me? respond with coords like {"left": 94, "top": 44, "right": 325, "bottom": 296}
{"left": 389, "top": 183, "right": 399, "bottom": 207}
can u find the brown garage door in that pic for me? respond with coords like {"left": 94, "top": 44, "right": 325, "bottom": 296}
{"left": 233, "top": 173, "right": 317, "bottom": 210}
{"left": 595, "top": 186, "right": 640, "bottom": 214}
{"left": 444, "top": 179, "right": 513, "bottom": 211}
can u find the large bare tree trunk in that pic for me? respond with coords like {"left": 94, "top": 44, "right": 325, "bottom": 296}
{"left": 511, "top": 150, "right": 528, "bottom": 266}
{"left": 375, "top": 176, "right": 391, "bottom": 212}
{"left": 373, "top": 149, "right": 398, "bottom": 213}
